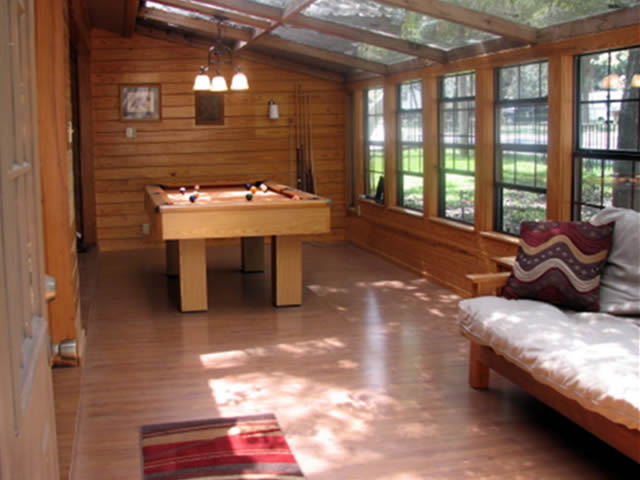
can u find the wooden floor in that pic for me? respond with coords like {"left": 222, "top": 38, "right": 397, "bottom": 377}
{"left": 58, "top": 242, "right": 636, "bottom": 479}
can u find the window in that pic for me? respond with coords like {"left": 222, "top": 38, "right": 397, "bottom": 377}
{"left": 364, "top": 87, "right": 384, "bottom": 200}
{"left": 574, "top": 46, "right": 640, "bottom": 220}
{"left": 397, "top": 80, "right": 423, "bottom": 210}
{"left": 439, "top": 71, "right": 475, "bottom": 224}
{"left": 495, "top": 61, "right": 548, "bottom": 235}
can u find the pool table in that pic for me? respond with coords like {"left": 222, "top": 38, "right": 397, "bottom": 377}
{"left": 144, "top": 181, "right": 331, "bottom": 312}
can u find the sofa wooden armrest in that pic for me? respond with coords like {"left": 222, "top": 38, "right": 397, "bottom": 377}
{"left": 466, "top": 272, "right": 510, "bottom": 297}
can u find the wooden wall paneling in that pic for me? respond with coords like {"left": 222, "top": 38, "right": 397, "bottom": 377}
{"left": 90, "top": 30, "right": 346, "bottom": 251}
{"left": 36, "top": 0, "right": 81, "bottom": 346}
{"left": 423, "top": 74, "right": 438, "bottom": 218}
{"left": 546, "top": 55, "right": 574, "bottom": 221}
{"left": 383, "top": 80, "right": 397, "bottom": 207}
{"left": 474, "top": 67, "right": 495, "bottom": 233}
{"left": 78, "top": 53, "right": 96, "bottom": 245}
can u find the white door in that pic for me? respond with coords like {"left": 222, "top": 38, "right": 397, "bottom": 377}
{"left": 0, "top": 0, "right": 59, "bottom": 478}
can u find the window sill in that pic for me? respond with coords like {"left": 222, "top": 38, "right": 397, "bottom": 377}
{"left": 358, "top": 197, "right": 385, "bottom": 208}
{"left": 388, "top": 206, "right": 423, "bottom": 218}
{"left": 479, "top": 230, "right": 520, "bottom": 246}
{"left": 428, "top": 216, "right": 475, "bottom": 233}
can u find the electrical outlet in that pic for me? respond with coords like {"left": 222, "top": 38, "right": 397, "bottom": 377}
{"left": 142, "top": 223, "right": 150, "bottom": 235}
{"left": 126, "top": 127, "right": 137, "bottom": 138}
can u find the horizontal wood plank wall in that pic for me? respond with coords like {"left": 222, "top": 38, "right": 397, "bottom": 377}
{"left": 90, "top": 29, "right": 346, "bottom": 251}
{"left": 347, "top": 26, "right": 639, "bottom": 297}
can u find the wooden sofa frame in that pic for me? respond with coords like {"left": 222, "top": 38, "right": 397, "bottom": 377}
{"left": 465, "top": 272, "right": 640, "bottom": 462}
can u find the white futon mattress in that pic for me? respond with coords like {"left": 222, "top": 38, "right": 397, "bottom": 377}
{"left": 458, "top": 297, "right": 640, "bottom": 430}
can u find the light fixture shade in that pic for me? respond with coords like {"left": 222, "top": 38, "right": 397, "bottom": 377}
{"left": 210, "top": 74, "right": 229, "bottom": 92}
{"left": 600, "top": 73, "right": 622, "bottom": 90}
{"left": 231, "top": 71, "right": 249, "bottom": 91}
{"left": 193, "top": 74, "right": 211, "bottom": 91}
{"left": 631, "top": 73, "right": 640, "bottom": 88}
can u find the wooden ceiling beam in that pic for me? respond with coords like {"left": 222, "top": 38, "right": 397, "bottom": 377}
{"left": 134, "top": 22, "right": 346, "bottom": 83}
{"left": 152, "top": 0, "right": 272, "bottom": 30}
{"left": 375, "top": 0, "right": 538, "bottom": 44}
{"left": 138, "top": 7, "right": 252, "bottom": 42}
{"left": 122, "top": 0, "right": 139, "bottom": 37}
{"left": 254, "top": 35, "right": 388, "bottom": 74}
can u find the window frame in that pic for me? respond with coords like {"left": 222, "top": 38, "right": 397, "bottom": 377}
{"left": 494, "top": 60, "right": 549, "bottom": 235}
{"left": 572, "top": 45, "right": 640, "bottom": 220}
{"left": 438, "top": 71, "right": 476, "bottom": 224}
{"left": 396, "top": 79, "right": 424, "bottom": 211}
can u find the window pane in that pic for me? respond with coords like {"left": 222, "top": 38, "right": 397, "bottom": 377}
{"left": 368, "top": 116, "right": 384, "bottom": 142}
{"left": 368, "top": 87, "right": 383, "bottom": 115}
{"left": 444, "top": 173, "right": 475, "bottom": 224}
{"left": 576, "top": 157, "right": 640, "bottom": 217}
{"left": 496, "top": 61, "right": 548, "bottom": 234}
{"left": 401, "top": 174, "right": 423, "bottom": 210}
{"left": 364, "top": 88, "right": 384, "bottom": 198}
{"left": 400, "top": 81, "right": 422, "bottom": 109}
{"left": 501, "top": 189, "right": 547, "bottom": 235}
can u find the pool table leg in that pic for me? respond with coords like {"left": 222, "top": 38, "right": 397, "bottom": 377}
{"left": 166, "top": 240, "right": 179, "bottom": 277}
{"left": 178, "top": 239, "right": 208, "bottom": 312}
{"left": 241, "top": 237, "right": 264, "bottom": 272}
{"left": 271, "top": 235, "right": 302, "bottom": 307}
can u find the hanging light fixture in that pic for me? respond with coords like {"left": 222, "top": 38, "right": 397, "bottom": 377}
{"left": 192, "top": 16, "right": 249, "bottom": 92}
{"left": 600, "top": 73, "right": 622, "bottom": 89}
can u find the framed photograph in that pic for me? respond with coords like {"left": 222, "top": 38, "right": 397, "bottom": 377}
{"left": 195, "top": 92, "right": 224, "bottom": 125}
{"left": 120, "top": 84, "right": 161, "bottom": 121}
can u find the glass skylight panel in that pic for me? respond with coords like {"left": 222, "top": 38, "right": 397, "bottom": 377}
{"left": 271, "top": 25, "right": 414, "bottom": 64}
{"left": 250, "top": 0, "right": 289, "bottom": 8}
{"left": 302, "top": 0, "right": 498, "bottom": 51}
{"left": 145, "top": 1, "right": 257, "bottom": 32}
{"left": 438, "top": 0, "right": 640, "bottom": 29}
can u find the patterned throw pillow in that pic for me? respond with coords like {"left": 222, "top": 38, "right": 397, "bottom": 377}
{"left": 503, "top": 221, "right": 614, "bottom": 311}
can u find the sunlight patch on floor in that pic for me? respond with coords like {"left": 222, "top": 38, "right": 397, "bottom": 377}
{"left": 206, "top": 372, "right": 437, "bottom": 475}
{"left": 199, "top": 337, "right": 346, "bottom": 368}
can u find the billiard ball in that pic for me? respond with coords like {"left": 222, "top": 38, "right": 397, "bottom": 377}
{"left": 250, "top": 186, "right": 258, "bottom": 194}
{"left": 244, "top": 183, "right": 252, "bottom": 190}
{"left": 189, "top": 193, "right": 197, "bottom": 203}
{"left": 179, "top": 187, "right": 186, "bottom": 194}
{"left": 246, "top": 193, "right": 253, "bottom": 201}
{"left": 259, "top": 184, "right": 268, "bottom": 192}
{"left": 292, "top": 194, "right": 300, "bottom": 200}
{"left": 194, "top": 184, "right": 200, "bottom": 191}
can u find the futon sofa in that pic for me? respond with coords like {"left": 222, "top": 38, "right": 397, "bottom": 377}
{"left": 457, "top": 207, "right": 640, "bottom": 462}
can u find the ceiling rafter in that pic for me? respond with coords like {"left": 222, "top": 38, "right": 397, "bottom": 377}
{"left": 123, "top": 0, "right": 139, "bottom": 37}
{"left": 375, "top": 0, "right": 537, "bottom": 44}
{"left": 152, "top": 0, "right": 272, "bottom": 30}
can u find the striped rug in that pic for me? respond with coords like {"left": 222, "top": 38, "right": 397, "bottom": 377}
{"left": 140, "top": 413, "right": 305, "bottom": 479}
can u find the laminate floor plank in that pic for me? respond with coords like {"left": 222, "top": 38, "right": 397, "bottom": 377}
{"left": 62, "top": 243, "right": 635, "bottom": 479}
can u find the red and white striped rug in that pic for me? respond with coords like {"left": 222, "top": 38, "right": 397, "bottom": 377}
{"left": 140, "top": 413, "right": 305, "bottom": 479}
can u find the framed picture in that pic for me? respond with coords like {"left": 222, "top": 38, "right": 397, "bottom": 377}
{"left": 195, "top": 92, "right": 225, "bottom": 125}
{"left": 120, "top": 84, "right": 161, "bottom": 121}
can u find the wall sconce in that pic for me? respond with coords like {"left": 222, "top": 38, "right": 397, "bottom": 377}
{"left": 268, "top": 100, "right": 279, "bottom": 120}
{"left": 193, "top": 16, "right": 249, "bottom": 92}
